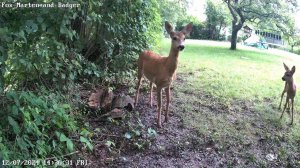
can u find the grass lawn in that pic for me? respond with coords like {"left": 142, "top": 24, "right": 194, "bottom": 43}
{"left": 156, "top": 39, "right": 300, "bottom": 166}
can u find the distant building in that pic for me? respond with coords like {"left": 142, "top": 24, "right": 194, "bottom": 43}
{"left": 254, "top": 29, "right": 283, "bottom": 46}
{"left": 243, "top": 25, "right": 284, "bottom": 48}
{"left": 243, "top": 25, "right": 252, "bottom": 36}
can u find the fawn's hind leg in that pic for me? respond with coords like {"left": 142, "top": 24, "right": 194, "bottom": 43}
{"left": 165, "top": 86, "right": 171, "bottom": 123}
{"left": 290, "top": 98, "right": 294, "bottom": 125}
{"left": 156, "top": 87, "right": 163, "bottom": 127}
{"left": 150, "top": 82, "right": 153, "bottom": 107}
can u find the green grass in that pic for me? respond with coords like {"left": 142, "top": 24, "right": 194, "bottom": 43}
{"left": 157, "top": 39, "right": 300, "bottom": 166}
{"left": 159, "top": 39, "right": 300, "bottom": 103}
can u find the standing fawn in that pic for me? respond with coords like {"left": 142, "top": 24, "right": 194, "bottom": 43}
{"left": 135, "top": 21, "right": 193, "bottom": 127}
{"left": 279, "top": 63, "right": 297, "bottom": 125}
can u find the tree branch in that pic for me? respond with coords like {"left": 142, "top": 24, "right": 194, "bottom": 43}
{"left": 225, "top": 0, "right": 238, "bottom": 22}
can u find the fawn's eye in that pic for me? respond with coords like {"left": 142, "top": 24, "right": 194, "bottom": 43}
{"left": 172, "top": 37, "right": 177, "bottom": 41}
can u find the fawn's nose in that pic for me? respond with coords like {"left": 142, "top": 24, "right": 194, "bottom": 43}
{"left": 282, "top": 77, "right": 285, "bottom": 81}
{"left": 178, "top": 45, "right": 185, "bottom": 51}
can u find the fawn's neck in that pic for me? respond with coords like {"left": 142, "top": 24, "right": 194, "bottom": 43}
{"left": 166, "top": 48, "right": 179, "bottom": 74}
{"left": 287, "top": 78, "right": 295, "bottom": 88}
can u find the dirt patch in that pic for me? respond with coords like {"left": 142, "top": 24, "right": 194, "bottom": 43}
{"left": 78, "top": 82, "right": 229, "bottom": 167}
{"left": 108, "top": 97, "right": 226, "bottom": 168}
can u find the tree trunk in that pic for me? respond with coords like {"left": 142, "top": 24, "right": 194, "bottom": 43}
{"left": 231, "top": 29, "right": 238, "bottom": 50}
{"left": 230, "top": 20, "right": 244, "bottom": 50}
{"left": 226, "top": 0, "right": 245, "bottom": 50}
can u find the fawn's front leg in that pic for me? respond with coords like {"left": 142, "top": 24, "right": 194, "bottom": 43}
{"left": 157, "top": 87, "right": 162, "bottom": 128}
{"left": 165, "top": 86, "right": 171, "bottom": 123}
{"left": 134, "top": 77, "right": 142, "bottom": 106}
{"left": 280, "top": 97, "right": 289, "bottom": 119}
{"left": 291, "top": 98, "right": 294, "bottom": 125}
{"left": 278, "top": 91, "right": 285, "bottom": 110}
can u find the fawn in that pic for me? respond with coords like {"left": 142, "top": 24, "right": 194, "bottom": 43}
{"left": 134, "top": 21, "right": 193, "bottom": 127}
{"left": 279, "top": 63, "right": 296, "bottom": 125}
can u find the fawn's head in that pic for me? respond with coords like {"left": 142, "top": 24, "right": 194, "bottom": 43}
{"left": 282, "top": 63, "right": 296, "bottom": 82}
{"left": 165, "top": 21, "right": 193, "bottom": 51}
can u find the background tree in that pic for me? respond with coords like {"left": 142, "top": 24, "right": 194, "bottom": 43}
{"left": 223, "top": 0, "right": 297, "bottom": 50}
{"left": 158, "top": 0, "right": 188, "bottom": 28}
{"left": 277, "top": 18, "right": 300, "bottom": 52}
{"left": 285, "top": 26, "right": 300, "bottom": 53}
{"left": 205, "top": 0, "right": 230, "bottom": 40}
{"left": 176, "top": 16, "right": 207, "bottom": 39}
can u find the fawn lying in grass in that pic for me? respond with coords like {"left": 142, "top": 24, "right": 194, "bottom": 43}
{"left": 279, "top": 63, "right": 296, "bottom": 125}
{"left": 134, "top": 21, "right": 192, "bottom": 127}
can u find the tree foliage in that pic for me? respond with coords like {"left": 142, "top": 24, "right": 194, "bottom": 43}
{"left": 205, "top": 0, "right": 230, "bottom": 40}
{"left": 223, "top": 0, "right": 297, "bottom": 50}
{"left": 158, "top": 0, "right": 188, "bottom": 27}
{"left": 76, "top": 0, "right": 162, "bottom": 83}
{"left": 176, "top": 16, "right": 208, "bottom": 39}
{"left": 275, "top": 17, "right": 300, "bottom": 52}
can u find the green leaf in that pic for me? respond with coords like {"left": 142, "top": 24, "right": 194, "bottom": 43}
{"left": 87, "top": 142, "right": 93, "bottom": 151}
{"left": 57, "top": 132, "right": 68, "bottom": 142}
{"left": 61, "top": 104, "right": 70, "bottom": 109}
{"left": 18, "top": 30, "right": 26, "bottom": 43}
{"left": 66, "top": 139, "right": 74, "bottom": 151}
{"left": 41, "top": 23, "right": 47, "bottom": 31}
{"left": 61, "top": 73, "right": 66, "bottom": 79}
{"left": 16, "top": 137, "right": 28, "bottom": 150}
{"left": 80, "top": 136, "right": 93, "bottom": 151}
{"left": 25, "top": 20, "right": 38, "bottom": 33}
{"left": 11, "top": 105, "right": 19, "bottom": 115}
{"left": 8, "top": 116, "right": 20, "bottom": 134}
{"left": 6, "top": 91, "right": 20, "bottom": 107}
{"left": 52, "top": 140, "right": 57, "bottom": 149}
{"left": 37, "top": 16, "right": 43, "bottom": 23}
{"left": 80, "top": 136, "right": 88, "bottom": 143}
{"left": 70, "top": 73, "right": 75, "bottom": 80}
{"left": 80, "top": 129, "right": 90, "bottom": 137}
{"left": 0, "top": 27, "right": 8, "bottom": 35}
{"left": 43, "top": 68, "right": 49, "bottom": 74}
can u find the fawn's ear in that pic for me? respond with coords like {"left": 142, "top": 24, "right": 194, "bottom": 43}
{"left": 291, "top": 66, "right": 296, "bottom": 74}
{"left": 165, "top": 21, "right": 174, "bottom": 34}
{"left": 283, "top": 62, "right": 290, "bottom": 71}
{"left": 181, "top": 22, "right": 193, "bottom": 35}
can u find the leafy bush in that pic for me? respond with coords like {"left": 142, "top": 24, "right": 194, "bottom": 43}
{"left": 0, "top": 0, "right": 162, "bottom": 161}
{"left": 74, "top": 0, "right": 162, "bottom": 84}
{"left": 0, "top": 91, "right": 79, "bottom": 159}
